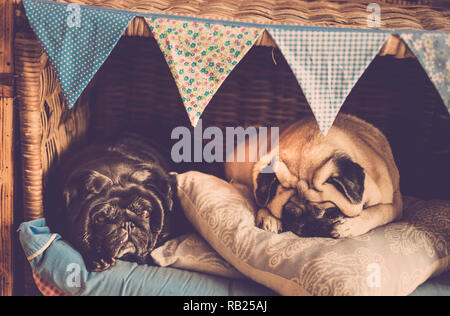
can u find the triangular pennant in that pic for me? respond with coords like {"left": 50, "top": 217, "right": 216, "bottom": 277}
{"left": 147, "top": 17, "right": 264, "bottom": 126}
{"left": 23, "top": 0, "right": 136, "bottom": 107}
{"left": 268, "top": 27, "right": 390, "bottom": 135}
{"left": 400, "top": 32, "right": 450, "bottom": 111}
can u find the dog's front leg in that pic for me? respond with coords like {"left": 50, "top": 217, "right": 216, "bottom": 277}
{"left": 86, "top": 255, "right": 116, "bottom": 272}
{"left": 331, "top": 192, "right": 403, "bottom": 238}
{"left": 256, "top": 208, "right": 282, "bottom": 233}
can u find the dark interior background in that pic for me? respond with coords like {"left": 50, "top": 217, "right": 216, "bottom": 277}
{"left": 82, "top": 37, "right": 450, "bottom": 200}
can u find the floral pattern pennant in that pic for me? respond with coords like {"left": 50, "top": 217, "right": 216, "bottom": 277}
{"left": 401, "top": 33, "right": 450, "bottom": 111}
{"left": 147, "top": 17, "right": 263, "bottom": 126}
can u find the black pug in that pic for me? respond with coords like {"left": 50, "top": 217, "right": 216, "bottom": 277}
{"left": 49, "top": 133, "right": 190, "bottom": 272}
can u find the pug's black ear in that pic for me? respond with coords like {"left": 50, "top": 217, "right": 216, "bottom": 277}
{"left": 255, "top": 165, "right": 280, "bottom": 207}
{"left": 169, "top": 172, "right": 178, "bottom": 190}
{"left": 63, "top": 170, "right": 112, "bottom": 207}
{"left": 166, "top": 172, "right": 178, "bottom": 212}
{"left": 328, "top": 155, "right": 365, "bottom": 204}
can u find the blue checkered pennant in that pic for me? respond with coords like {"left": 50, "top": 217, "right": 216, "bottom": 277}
{"left": 23, "top": 0, "right": 136, "bottom": 107}
{"left": 267, "top": 27, "right": 390, "bottom": 135}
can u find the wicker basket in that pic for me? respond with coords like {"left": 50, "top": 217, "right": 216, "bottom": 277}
{"left": 4, "top": 0, "right": 450, "bottom": 295}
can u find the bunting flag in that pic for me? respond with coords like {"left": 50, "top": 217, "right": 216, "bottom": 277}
{"left": 20, "top": 0, "right": 449, "bottom": 130}
{"left": 267, "top": 27, "right": 390, "bottom": 135}
{"left": 22, "top": 0, "right": 136, "bottom": 107}
{"left": 400, "top": 32, "right": 450, "bottom": 110}
{"left": 147, "top": 17, "right": 264, "bottom": 127}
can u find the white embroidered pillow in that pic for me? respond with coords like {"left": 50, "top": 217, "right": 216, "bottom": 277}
{"left": 176, "top": 171, "right": 450, "bottom": 296}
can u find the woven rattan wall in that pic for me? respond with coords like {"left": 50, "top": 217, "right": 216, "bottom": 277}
{"left": 13, "top": 0, "right": 450, "bottom": 219}
{"left": 10, "top": 0, "right": 450, "bottom": 295}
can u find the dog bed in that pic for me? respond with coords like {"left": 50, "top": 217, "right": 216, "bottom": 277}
{"left": 19, "top": 171, "right": 449, "bottom": 296}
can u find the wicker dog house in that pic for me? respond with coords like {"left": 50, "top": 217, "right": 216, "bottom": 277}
{"left": 0, "top": 0, "right": 449, "bottom": 295}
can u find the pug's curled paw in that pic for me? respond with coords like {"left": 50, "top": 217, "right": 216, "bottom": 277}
{"left": 89, "top": 257, "right": 116, "bottom": 272}
{"left": 256, "top": 208, "right": 282, "bottom": 233}
{"left": 330, "top": 216, "right": 369, "bottom": 239}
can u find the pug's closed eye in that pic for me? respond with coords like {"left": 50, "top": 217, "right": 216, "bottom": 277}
{"left": 137, "top": 210, "right": 150, "bottom": 219}
{"left": 129, "top": 198, "right": 152, "bottom": 219}
{"left": 132, "top": 208, "right": 150, "bottom": 219}
{"left": 92, "top": 205, "right": 116, "bottom": 225}
{"left": 94, "top": 213, "right": 108, "bottom": 225}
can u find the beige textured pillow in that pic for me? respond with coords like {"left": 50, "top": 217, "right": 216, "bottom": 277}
{"left": 177, "top": 171, "right": 450, "bottom": 296}
{"left": 151, "top": 233, "right": 244, "bottom": 279}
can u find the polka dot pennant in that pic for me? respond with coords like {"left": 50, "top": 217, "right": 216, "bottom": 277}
{"left": 400, "top": 32, "right": 450, "bottom": 111}
{"left": 23, "top": 0, "right": 136, "bottom": 107}
{"left": 147, "top": 17, "right": 264, "bottom": 127}
{"left": 267, "top": 27, "right": 390, "bottom": 135}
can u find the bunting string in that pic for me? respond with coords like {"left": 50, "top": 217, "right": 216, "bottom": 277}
{"left": 22, "top": 0, "right": 450, "bottom": 133}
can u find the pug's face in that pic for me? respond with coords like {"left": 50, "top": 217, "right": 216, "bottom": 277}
{"left": 254, "top": 154, "right": 366, "bottom": 237}
{"left": 62, "top": 161, "right": 175, "bottom": 271}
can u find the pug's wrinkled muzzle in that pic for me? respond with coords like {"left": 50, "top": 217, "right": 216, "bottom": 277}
{"left": 281, "top": 200, "right": 344, "bottom": 237}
